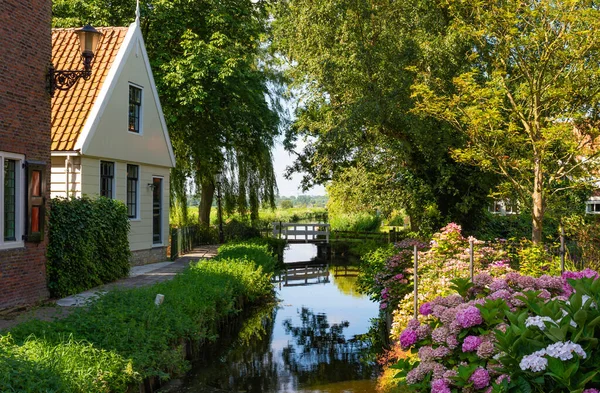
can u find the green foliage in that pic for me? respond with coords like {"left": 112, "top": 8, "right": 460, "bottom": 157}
{"left": 517, "top": 242, "right": 562, "bottom": 278}
{"left": 272, "top": 0, "right": 498, "bottom": 234}
{"left": 494, "top": 278, "right": 600, "bottom": 392}
{"left": 329, "top": 212, "right": 382, "bottom": 232}
{"left": 214, "top": 240, "right": 279, "bottom": 274}
{"left": 0, "top": 334, "right": 136, "bottom": 393}
{"left": 412, "top": 1, "right": 600, "bottom": 243}
{"left": 47, "top": 197, "right": 131, "bottom": 298}
{"left": 2, "top": 255, "right": 275, "bottom": 391}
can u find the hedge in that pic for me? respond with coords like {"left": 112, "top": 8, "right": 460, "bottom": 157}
{"left": 47, "top": 197, "right": 131, "bottom": 298}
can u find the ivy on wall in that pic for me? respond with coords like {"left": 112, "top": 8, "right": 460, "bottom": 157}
{"left": 47, "top": 197, "right": 131, "bottom": 298}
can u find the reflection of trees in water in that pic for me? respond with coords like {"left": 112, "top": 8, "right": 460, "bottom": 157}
{"left": 187, "top": 303, "right": 280, "bottom": 393}
{"left": 282, "top": 307, "right": 374, "bottom": 386}
{"left": 330, "top": 265, "right": 362, "bottom": 298}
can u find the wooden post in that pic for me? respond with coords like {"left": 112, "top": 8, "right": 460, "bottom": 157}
{"left": 469, "top": 239, "right": 474, "bottom": 282}
{"left": 560, "top": 223, "right": 566, "bottom": 274}
{"left": 413, "top": 244, "right": 418, "bottom": 319}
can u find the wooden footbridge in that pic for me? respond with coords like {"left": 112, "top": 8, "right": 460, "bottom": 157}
{"left": 272, "top": 222, "right": 330, "bottom": 243}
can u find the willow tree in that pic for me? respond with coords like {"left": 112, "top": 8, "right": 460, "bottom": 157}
{"left": 412, "top": 0, "right": 600, "bottom": 244}
{"left": 53, "top": 0, "right": 281, "bottom": 226}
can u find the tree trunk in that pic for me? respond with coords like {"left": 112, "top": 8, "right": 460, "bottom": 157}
{"left": 532, "top": 156, "right": 544, "bottom": 245}
{"left": 199, "top": 181, "right": 215, "bottom": 228}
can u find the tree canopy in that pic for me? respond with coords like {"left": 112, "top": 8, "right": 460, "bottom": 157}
{"left": 272, "top": 0, "right": 498, "bottom": 233}
{"left": 412, "top": 0, "right": 600, "bottom": 243}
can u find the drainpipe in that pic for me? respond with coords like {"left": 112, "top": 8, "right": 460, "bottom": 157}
{"left": 65, "top": 155, "right": 71, "bottom": 199}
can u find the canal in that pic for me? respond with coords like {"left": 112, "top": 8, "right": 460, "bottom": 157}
{"left": 164, "top": 243, "right": 380, "bottom": 393}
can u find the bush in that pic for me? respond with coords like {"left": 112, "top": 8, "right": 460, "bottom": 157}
{"left": 2, "top": 255, "right": 275, "bottom": 392}
{"left": 214, "top": 241, "right": 278, "bottom": 274}
{"left": 330, "top": 212, "right": 382, "bottom": 232}
{"left": 47, "top": 197, "right": 130, "bottom": 298}
{"left": 394, "top": 270, "right": 591, "bottom": 392}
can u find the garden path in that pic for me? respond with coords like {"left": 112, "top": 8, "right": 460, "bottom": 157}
{"left": 0, "top": 245, "right": 219, "bottom": 331}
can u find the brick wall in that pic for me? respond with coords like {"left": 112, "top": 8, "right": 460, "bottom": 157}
{"left": 0, "top": 0, "right": 52, "bottom": 309}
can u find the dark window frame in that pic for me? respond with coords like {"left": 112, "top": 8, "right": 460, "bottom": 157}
{"left": 100, "top": 161, "right": 115, "bottom": 199}
{"left": 126, "top": 164, "right": 139, "bottom": 219}
{"left": 128, "top": 84, "right": 142, "bottom": 133}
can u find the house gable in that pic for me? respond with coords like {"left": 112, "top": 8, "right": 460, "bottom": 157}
{"left": 77, "top": 22, "right": 175, "bottom": 168}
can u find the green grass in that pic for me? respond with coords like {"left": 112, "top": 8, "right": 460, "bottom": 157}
{"left": 1, "top": 243, "right": 276, "bottom": 392}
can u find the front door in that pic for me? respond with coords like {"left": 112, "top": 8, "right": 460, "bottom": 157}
{"left": 152, "top": 177, "right": 162, "bottom": 244}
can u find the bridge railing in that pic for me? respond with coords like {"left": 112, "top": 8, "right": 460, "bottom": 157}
{"left": 272, "top": 222, "right": 330, "bottom": 243}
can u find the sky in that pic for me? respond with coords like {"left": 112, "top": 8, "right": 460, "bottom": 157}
{"left": 272, "top": 137, "right": 326, "bottom": 197}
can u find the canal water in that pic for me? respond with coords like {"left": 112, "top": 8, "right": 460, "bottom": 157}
{"left": 167, "top": 243, "right": 380, "bottom": 393}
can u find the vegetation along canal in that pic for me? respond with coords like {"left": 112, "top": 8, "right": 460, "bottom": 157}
{"left": 167, "top": 243, "right": 381, "bottom": 393}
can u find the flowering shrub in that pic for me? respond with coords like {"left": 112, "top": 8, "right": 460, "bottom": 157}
{"left": 493, "top": 271, "right": 600, "bottom": 392}
{"left": 393, "top": 269, "right": 593, "bottom": 392}
{"left": 390, "top": 224, "right": 511, "bottom": 338}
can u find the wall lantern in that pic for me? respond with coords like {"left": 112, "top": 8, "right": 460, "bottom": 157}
{"left": 47, "top": 24, "right": 103, "bottom": 97}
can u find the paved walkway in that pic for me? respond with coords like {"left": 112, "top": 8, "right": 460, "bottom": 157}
{"left": 0, "top": 245, "right": 219, "bottom": 331}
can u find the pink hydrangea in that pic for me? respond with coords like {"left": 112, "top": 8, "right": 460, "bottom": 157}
{"left": 462, "top": 335, "right": 483, "bottom": 352}
{"left": 400, "top": 328, "right": 418, "bottom": 349}
{"left": 583, "top": 389, "right": 600, "bottom": 393}
{"left": 473, "top": 273, "right": 493, "bottom": 287}
{"left": 407, "top": 318, "right": 420, "bottom": 330}
{"left": 489, "top": 279, "right": 509, "bottom": 292}
{"left": 477, "top": 340, "right": 496, "bottom": 359}
{"left": 456, "top": 306, "right": 483, "bottom": 328}
{"left": 431, "top": 378, "right": 451, "bottom": 393}
{"left": 470, "top": 367, "right": 490, "bottom": 389}
{"left": 420, "top": 302, "right": 433, "bottom": 316}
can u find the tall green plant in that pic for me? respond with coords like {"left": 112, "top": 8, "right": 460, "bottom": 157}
{"left": 47, "top": 197, "right": 130, "bottom": 298}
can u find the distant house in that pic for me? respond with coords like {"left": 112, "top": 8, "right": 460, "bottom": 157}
{"left": 50, "top": 19, "right": 175, "bottom": 265}
{"left": 0, "top": 0, "right": 52, "bottom": 309}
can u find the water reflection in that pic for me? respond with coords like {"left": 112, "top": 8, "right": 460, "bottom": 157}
{"left": 171, "top": 244, "right": 379, "bottom": 393}
{"left": 282, "top": 308, "right": 374, "bottom": 387}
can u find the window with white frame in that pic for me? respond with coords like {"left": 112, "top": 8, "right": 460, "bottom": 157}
{"left": 128, "top": 84, "right": 142, "bottom": 133}
{"left": 126, "top": 164, "right": 139, "bottom": 219}
{"left": 489, "top": 200, "right": 518, "bottom": 215}
{"left": 586, "top": 197, "right": 600, "bottom": 214}
{"left": 1, "top": 152, "right": 24, "bottom": 248}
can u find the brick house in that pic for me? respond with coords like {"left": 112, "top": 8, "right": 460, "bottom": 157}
{"left": 0, "top": 0, "right": 52, "bottom": 309}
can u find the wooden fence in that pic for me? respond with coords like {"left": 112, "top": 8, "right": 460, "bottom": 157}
{"left": 169, "top": 226, "right": 199, "bottom": 260}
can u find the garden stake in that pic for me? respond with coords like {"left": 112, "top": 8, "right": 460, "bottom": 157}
{"left": 414, "top": 244, "right": 418, "bottom": 319}
{"left": 469, "top": 239, "right": 474, "bottom": 283}
{"left": 560, "top": 223, "right": 565, "bottom": 274}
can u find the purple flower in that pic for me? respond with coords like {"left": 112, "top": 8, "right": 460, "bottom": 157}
{"left": 489, "top": 279, "right": 509, "bottom": 292}
{"left": 462, "top": 335, "right": 483, "bottom": 352}
{"left": 380, "top": 302, "right": 387, "bottom": 310}
{"left": 399, "top": 328, "right": 418, "bottom": 349}
{"left": 431, "top": 378, "right": 451, "bottom": 393}
{"left": 477, "top": 340, "right": 496, "bottom": 359}
{"left": 496, "top": 374, "right": 510, "bottom": 385}
{"left": 473, "top": 273, "right": 493, "bottom": 287}
{"left": 419, "top": 302, "right": 433, "bottom": 316}
{"left": 456, "top": 306, "right": 483, "bottom": 328}
{"left": 583, "top": 389, "right": 600, "bottom": 393}
{"left": 469, "top": 367, "right": 490, "bottom": 389}
{"left": 407, "top": 318, "right": 420, "bottom": 330}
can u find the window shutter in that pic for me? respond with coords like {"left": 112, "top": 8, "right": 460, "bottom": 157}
{"left": 25, "top": 161, "right": 46, "bottom": 242}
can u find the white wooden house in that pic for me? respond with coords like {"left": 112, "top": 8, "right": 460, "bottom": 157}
{"left": 50, "top": 19, "right": 175, "bottom": 265}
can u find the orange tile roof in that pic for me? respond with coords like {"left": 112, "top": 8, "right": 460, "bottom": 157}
{"left": 51, "top": 27, "right": 128, "bottom": 151}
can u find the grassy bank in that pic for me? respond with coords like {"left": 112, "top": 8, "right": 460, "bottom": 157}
{"left": 0, "top": 241, "right": 276, "bottom": 392}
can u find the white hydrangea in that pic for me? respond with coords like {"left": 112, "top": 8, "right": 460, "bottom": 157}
{"left": 545, "top": 341, "right": 586, "bottom": 361}
{"left": 519, "top": 350, "right": 548, "bottom": 372}
{"left": 519, "top": 341, "right": 587, "bottom": 372}
{"left": 525, "top": 316, "right": 556, "bottom": 330}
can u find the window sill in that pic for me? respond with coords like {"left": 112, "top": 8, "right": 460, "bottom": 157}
{"left": 127, "top": 130, "right": 143, "bottom": 136}
{"left": 129, "top": 218, "right": 142, "bottom": 222}
{"left": 0, "top": 241, "right": 25, "bottom": 251}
